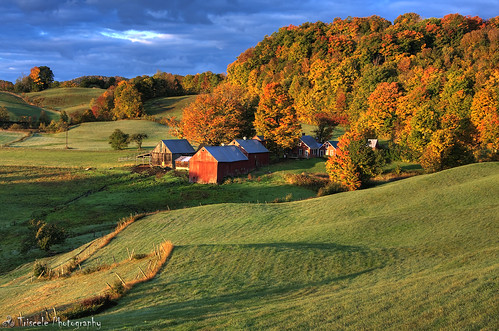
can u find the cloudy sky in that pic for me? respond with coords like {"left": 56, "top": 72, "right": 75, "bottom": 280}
{"left": 0, "top": 0, "right": 497, "bottom": 82}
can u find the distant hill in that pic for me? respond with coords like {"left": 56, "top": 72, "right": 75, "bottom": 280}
{"left": 1, "top": 162, "right": 497, "bottom": 328}
{"left": 25, "top": 87, "right": 104, "bottom": 115}
{"left": 0, "top": 92, "right": 59, "bottom": 122}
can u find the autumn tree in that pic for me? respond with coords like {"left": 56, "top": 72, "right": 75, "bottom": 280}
{"left": 326, "top": 131, "right": 384, "bottom": 190}
{"left": 113, "top": 81, "right": 144, "bottom": 119}
{"left": 312, "top": 112, "right": 339, "bottom": 142}
{"left": 364, "top": 82, "right": 402, "bottom": 138}
{"left": 29, "top": 66, "right": 54, "bottom": 91}
{"left": 91, "top": 86, "right": 115, "bottom": 120}
{"left": 178, "top": 82, "right": 254, "bottom": 145}
{"left": 254, "top": 82, "right": 301, "bottom": 154}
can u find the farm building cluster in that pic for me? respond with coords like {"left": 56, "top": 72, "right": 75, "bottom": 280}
{"left": 140, "top": 134, "right": 372, "bottom": 184}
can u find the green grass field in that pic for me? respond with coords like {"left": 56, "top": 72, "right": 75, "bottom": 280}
{"left": 0, "top": 162, "right": 497, "bottom": 329}
{"left": 0, "top": 158, "right": 323, "bottom": 275}
{"left": 0, "top": 92, "right": 59, "bottom": 121}
{"left": 9, "top": 120, "right": 174, "bottom": 150}
{"left": 0, "top": 130, "right": 27, "bottom": 146}
{"left": 25, "top": 87, "right": 104, "bottom": 114}
{"left": 144, "top": 95, "right": 196, "bottom": 119}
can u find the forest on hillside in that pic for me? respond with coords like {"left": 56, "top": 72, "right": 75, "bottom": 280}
{"left": 223, "top": 13, "right": 498, "bottom": 165}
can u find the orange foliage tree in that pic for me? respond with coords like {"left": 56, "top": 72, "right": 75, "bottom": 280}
{"left": 254, "top": 82, "right": 301, "bottom": 154}
{"left": 178, "top": 82, "right": 254, "bottom": 145}
{"left": 112, "top": 81, "right": 144, "bottom": 119}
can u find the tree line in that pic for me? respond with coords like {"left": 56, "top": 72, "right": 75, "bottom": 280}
{"left": 170, "top": 13, "right": 498, "bottom": 190}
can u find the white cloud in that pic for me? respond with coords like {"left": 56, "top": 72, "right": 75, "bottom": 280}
{"left": 100, "top": 29, "right": 179, "bottom": 44}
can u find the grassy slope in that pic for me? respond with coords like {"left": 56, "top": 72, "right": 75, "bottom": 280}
{"left": 0, "top": 159, "right": 323, "bottom": 274}
{"left": 10, "top": 120, "right": 173, "bottom": 150}
{"left": 144, "top": 95, "right": 196, "bottom": 119}
{"left": 25, "top": 87, "right": 104, "bottom": 114}
{"left": 0, "top": 92, "right": 59, "bottom": 121}
{"left": 1, "top": 162, "right": 497, "bottom": 329}
{"left": 0, "top": 130, "right": 27, "bottom": 145}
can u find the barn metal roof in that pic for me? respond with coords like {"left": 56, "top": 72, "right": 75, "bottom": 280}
{"left": 233, "top": 139, "right": 269, "bottom": 154}
{"left": 175, "top": 155, "right": 192, "bottom": 162}
{"left": 323, "top": 141, "right": 339, "bottom": 149}
{"left": 204, "top": 145, "right": 248, "bottom": 162}
{"left": 300, "top": 135, "right": 321, "bottom": 149}
{"left": 161, "top": 139, "right": 195, "bottom": 154}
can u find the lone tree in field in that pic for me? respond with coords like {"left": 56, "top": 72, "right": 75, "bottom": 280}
{"left": 23, "top": 220, "right": 66, "bottom": 253}
{"left": 109, "top": 129, "right": 130, "bottom": 150}
{"left": 0, "top": 106, "right": 9, "bottom": 122}
{"left": 254, "top": 82, "right": 301, "bottom": 155}
{"left": 130, "top": 133, "right": 148, "bottom": 150}
{"left": 29, "top": 66, "right": 54, "bottom": 91}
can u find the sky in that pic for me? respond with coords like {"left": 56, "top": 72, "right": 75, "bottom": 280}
{"left": 0, "top": 0, "right": 497, "bottom": 82}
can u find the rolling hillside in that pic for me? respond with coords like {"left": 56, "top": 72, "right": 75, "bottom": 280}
{"left": 10, "top": 120, "right": 174, "bottom": 150}
{"left": 25, "top": 87, "right": 104, "bottom": 115}
{"left": 0, "top": 92, "right": 59, "bottom": 121}
{"left": 143, "top": 95, "right": 196, "bottom": 118}
{"left": 1, "top": 162, "right": 497, "bottom": 329}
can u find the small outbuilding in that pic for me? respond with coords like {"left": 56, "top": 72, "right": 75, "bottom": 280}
{"left": 320, "top": 141, "right": 339, "bottom": 157}
{"left": 151, "top": 139, "right": 195, "bottom": 168}
{"left": 289, "top": 134, "right": 322, "bottom": 158}
{"left": 189, "top": 145, "right": 250, "bottom": 184}
{"left": 229, "top": 138, "right": 270, "bottom": 168}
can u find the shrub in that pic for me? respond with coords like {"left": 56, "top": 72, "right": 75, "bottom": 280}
{"left": 284, "top": 173, "right": 329, "bottom": 191}
{"left": 33, "top": 261, "right": 49, "bottom": 277}
{"left": 317, "top": 182, "right": 347, "bottom": 197}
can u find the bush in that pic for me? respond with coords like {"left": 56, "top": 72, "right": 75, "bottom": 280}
{"left": 33, "top": 261, "right": 49, "bottom": 277}
{"left": 284, "top": 173, "right": 329, "bottom": 191}
{"left": 317, "top": 182, "right": 347, "bottom": 197}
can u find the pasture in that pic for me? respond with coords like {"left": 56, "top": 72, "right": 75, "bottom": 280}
{"left": 25, "top": 87, "right": 104, "bottom": 115}
{"left": 144, "top": 95, "right": 196, "bottom": 118}
{"left": 9, "top": 120, "right": 174, "bottom": 150}
{"left": 0, "top": 92, "right": 59, "bottom": 121}
{"left": 0, "top": 162, "right": 497, "bottom": 329}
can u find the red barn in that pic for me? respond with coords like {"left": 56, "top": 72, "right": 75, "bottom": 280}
{"left": 189, "top": 145, "right": 250, "bottom": 184}
{"left": 229, "top": 138, "right": 270, "bottom": 168}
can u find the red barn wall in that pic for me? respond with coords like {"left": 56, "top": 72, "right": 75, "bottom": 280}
{"left": 189, "top": 149, "right": 219, "bottom": 184}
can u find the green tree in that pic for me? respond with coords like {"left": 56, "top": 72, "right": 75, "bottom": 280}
{"left": 0, "top": 106, "right": 9, "bottom": 122}
{"left": 23, "top": 220, "right": 66, "bottom": 253}
{"left": 109, "top": 129, "right": 130, "bottom": 150}
{"left": 130, "top": 133, "right": 148, "bottom": 150}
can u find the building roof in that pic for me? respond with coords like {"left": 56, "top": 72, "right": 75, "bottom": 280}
{"left": 300, "top": 135, "right": 321, "bottom": 149}
{"left": 323, "top": 141, "right": 339, "bottom": 149}
{"left": 253, "top": 135, "right": 265, "bottom": 141}
{"left": 367, "top": 139, "right": 379, "bottom": 148}
{"left": 204, "top": 145, "right": 248, "bottom": 162}
{"left": 175, "top": 155, "right": 192, "bottom": 162}
{"left": 232, "top": 139, "right": 269, "bottom": 154}
{"left": 161, "top": 139, "right": 195, "bottom": 154}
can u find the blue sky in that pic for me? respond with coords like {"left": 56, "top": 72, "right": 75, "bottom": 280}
{"left": 0, "top": 0, "right": 497, "bottom": 82}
